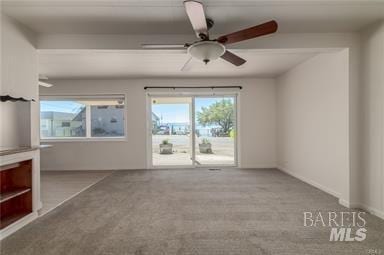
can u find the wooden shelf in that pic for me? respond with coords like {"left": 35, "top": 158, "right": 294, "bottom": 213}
{"left": 0, "top": 188, "right": 31, "bottom": 203}
{"left": 0, "top": 211, "right": 31, "bottom": 229}
{"left": 0, "top": 160, "right": 32, "bottom": 230}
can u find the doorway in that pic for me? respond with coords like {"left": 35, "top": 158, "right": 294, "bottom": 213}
{"left": 148, "top": 94, "right": 237, "bottom": 168}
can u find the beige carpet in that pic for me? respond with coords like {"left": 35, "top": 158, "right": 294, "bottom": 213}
{"left": 40, "top": 170, "right": 113, "bottom": 215}
{"left": 1, "top": 169, "right": 384, "bottom": 255}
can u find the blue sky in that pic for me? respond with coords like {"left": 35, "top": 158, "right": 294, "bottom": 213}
{"left": 152, "top": 97, "right": 234, "bottom": 124}
{"left": 41, "top": 97, "right": 234, "bottom": 124}
{"left": 41, "top": 101, "right": 84, "bottom": 114}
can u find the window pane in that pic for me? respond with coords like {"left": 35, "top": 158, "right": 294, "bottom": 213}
{"left": 195, "top": 97, "right": 236, "bottom": 165}
{"left": 90, "top": 100, "right": 125, "bottom": 137}
{"left": 40, "top": 100, "right": 86, "bottom": 138}
{"left": 40, "top": 97, "right": 125, "bottom": 139}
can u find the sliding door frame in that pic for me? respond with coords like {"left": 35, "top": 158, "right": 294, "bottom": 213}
{"left": 146, "top": 92, "right": 239, "bottom": 169}
{"left": 146, "top": 94, "right": 194, "bottom": 169}
{"left": 192, "top": 94, "right": 238, "bottom": 168}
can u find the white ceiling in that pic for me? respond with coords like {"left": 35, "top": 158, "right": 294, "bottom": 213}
{"left": 38, "top": 49, "right": 324, "bottom": 79}
{"left": 6, "top": 1, "right": 381, "bottom": 79}
{"left": 2, "top": 0, "right": 384, "bottom": 34}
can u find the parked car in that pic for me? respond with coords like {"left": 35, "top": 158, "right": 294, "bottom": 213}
{"left": 173, "top": 127, "right": 189, "bottom": 135}
{"left": 174, "top": 129, "right": 186, "bottom": 135}
{"left": 156, "top": 125, "right": 170, "bottom": 135}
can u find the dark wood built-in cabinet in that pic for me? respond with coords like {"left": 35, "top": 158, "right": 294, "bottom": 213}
{"left": 0, "top": 160, "right": 33, "bottom": 229}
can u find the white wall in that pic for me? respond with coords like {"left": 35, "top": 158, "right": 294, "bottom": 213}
{"left": 0, "top": 14, "right": 39, "bottom": 147}
{"left": 360, "top": 21, "right": 384, "bottom": 218}
{"left": 36, "top": 32, "right": 361, "bottom": 205}
{"left": 37, "top": 31, "right": 363, "bottom": 208}
{"left": 276, "top": 50, "right": 350, "bottom": 203}
{"left": 40, "top": 78, "right": 276, "bottom": 170}
{"left": 2, "top": 7, "right": 383, "bottom": 218}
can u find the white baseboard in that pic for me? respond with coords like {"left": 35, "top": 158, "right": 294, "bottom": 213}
{"left": 238, "top": 165, "right": 277, "bottom": 169}
{"left": 276, "top": 168, "right": 384, "bottom": 220}
{"left": 338, "top": 198, "right": 352, "bottom": 208}
{"left": 338, "top": 198, "right": 363, "bottom": 209}
{"left": 361, "top": 205, "right": 384, "bottom": 220}
{"left": 41, "top": 168, "right": 144, "bottom": 171}
{"left": 343, "top": 202, "right": 384, "bottom": 220}
{"left": 42, "top": 167, "right": 278, "bottom": 171}
{"left": 277, "top": 166, "right": 341, "bottom": 199}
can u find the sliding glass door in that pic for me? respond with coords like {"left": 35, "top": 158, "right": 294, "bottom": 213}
{"left": 149, "top": 95, "right": 237, "bottom": 168}
{"left": 194, "top": 96, "right": 236, "bottom": 166}
{"left": 151, "top": 97, "right": 193, "bottom": 166}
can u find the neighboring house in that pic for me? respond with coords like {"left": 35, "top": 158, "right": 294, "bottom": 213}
{"left": 152, "top": 113, "right": 160, "bottom": 130}
{"left": 40, "top": 111, "right": 83, "bottom": 137}
{"left": 41, "top": 105, "right": 125, "bottom": 137}
{"left": 89, "top": 105, "right": 124, "bottom": 136}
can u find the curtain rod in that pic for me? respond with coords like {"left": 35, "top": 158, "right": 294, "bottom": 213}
{"left": 144, "top": 86, "right": 242, "bottom": 90}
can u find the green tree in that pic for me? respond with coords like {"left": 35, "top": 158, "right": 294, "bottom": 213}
{"left": 197, "top": 99, "right": 234, "bottom": 136}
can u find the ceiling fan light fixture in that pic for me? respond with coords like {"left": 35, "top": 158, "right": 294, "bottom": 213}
{"left": 143, "top": 1, "right": 277, "bottom": 68}
{"left": 187, "top": 41, "right": 225, "bottom": 64}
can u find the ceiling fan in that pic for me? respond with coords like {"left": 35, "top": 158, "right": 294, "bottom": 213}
{"left": 142, "top": 0, "right": 278, "bottom": 68}
{"left": 38, "top": 75, "right": 53, "bottom": 88}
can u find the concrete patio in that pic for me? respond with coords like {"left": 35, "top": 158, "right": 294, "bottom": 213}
{"left": 152, "top": 135, "right": 235, "bottom": 166}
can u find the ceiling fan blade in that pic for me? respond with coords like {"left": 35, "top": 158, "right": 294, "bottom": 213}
{"left": 217, "top": 20, "right": 278, "bottom": 45}
{"left": 141, "top": 44, "right": 186, "bottom": 49}
{"left": 220, "top": 50, "right": 246, "bottom": 66}
{"left": 184, "top": 0, "right": 208, "bottom": 39}
{"left": 181, "top": 57, "right": 193, "bottom": 71}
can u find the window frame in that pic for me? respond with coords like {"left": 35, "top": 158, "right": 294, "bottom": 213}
{"left": 39, "top": 95, "right": 127, "bottom": 142}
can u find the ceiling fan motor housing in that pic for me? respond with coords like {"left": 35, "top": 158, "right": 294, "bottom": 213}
{"left": 206, "top": 18, "right": 214, "bottom": 30}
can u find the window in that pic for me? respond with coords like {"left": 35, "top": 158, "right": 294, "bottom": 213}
{"left": 61, "top": 122, "right": 71, "bottom": 127}
{"left": 40, "top": 95, "right": 125, "bottom": 139}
